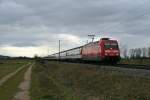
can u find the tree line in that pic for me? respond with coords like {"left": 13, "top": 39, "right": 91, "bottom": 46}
{"left": 122, "top": 46, "right": 150, "bottom": 59}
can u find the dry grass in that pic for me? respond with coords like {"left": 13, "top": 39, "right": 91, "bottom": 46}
{"left": 31, "top": 60, "right": 150, "bottom": 100}
{"left": 120, "top": 59, "right": 150, "bottom": 65}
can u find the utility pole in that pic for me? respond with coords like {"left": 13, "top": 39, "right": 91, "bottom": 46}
{"left": 47, "top": 48, "right": 49, "bottom": 56}
{"left": 59, "top": 40, "right": 60, "bottom": 60}
{"left": 88, "top": 34, "right": 95, "bottom": 42}
{"left": 86, "top": 40, "right": 89, "bottom": 44}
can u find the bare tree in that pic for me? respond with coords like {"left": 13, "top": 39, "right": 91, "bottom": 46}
{"left": 123, "top": 48, "right": 128, "bottom": 59}
{"left": 129, "top": 49, "right": 135, "bottom": 58}
{"left": 122, "top": 45, "right": 128, "bottom": 59}
{"left": 142, "top": 48, "right": 147, "bottom": 58}
{"left": 120, "top": 44, "right": 128, "bottom": 59}
{"left": 135, "top": 48, "right": 142, "bottom": 58}
{"left": 148, "top": 47, "right": 150, "bottom": 58}
{"left": 129, "top": 47, "right": 150, "bottom": 59}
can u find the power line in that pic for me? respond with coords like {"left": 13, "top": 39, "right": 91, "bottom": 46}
{"left": 88, "top": 34, "right": 95, "bottom": 42}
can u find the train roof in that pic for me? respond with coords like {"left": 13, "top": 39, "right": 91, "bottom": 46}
{"left": 51, "top": 46, "right": 83, "bottom": 55}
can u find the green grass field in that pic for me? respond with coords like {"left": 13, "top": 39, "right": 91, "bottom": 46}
{"left": 0, "top": 60, "right": 28, "bottom": 79}
{"left": 0, "top": 59, "right": 31, "bottom": 100}
{"left": 30, "top": 61, "right": 80, "bottom": 100}
{"left": 0, "top": 65, "right": 29, "bottom": 100}
{"left": 31, "top": 60, "right": 150, "bottom": 100}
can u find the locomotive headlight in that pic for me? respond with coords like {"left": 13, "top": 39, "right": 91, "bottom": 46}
{"left": 105, "top": 53, "right": 108, "bottom": 55}
{"left": 116, "top": 53, "right": 119, "bottom": 55}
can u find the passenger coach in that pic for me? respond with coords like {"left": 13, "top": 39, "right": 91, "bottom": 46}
{"left": 51, "top": 38, "right": 120, "bottom": 64}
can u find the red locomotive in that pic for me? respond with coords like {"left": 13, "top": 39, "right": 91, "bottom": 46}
{"left": 51, "top": 38, "right": 120, "bottom": 64}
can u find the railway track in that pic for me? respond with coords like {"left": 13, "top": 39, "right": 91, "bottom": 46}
{"left": 86, "top": 63, "right": 150, "bottom": 71}
{"left": 44, "top": 58, "right": 150, "bottom": 71}
{"left": 68, "top": 60, "right": 150, "bottom": 70}
{"left": 82, "top": 61, "right": 150, "bottom": 70}
{"left": 115, "top": 64, "right": 150, "bottom": 70}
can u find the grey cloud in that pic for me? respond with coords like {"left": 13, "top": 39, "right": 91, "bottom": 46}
{"left": 0, "top": 0, "right": 150, "bottom": 49}
{"left": 0, "top": 1, "right": 33, "bottom": 25}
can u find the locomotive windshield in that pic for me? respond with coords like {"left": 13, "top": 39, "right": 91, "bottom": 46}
{"left": 105, "top": 42, "right": 118, "bottom": 50}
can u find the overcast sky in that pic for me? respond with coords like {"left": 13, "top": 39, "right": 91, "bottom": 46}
{"left": 0, "top": 0, "right": 150, "bottom": 57}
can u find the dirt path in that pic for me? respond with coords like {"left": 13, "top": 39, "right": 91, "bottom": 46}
{"left": 0, "top": 63, "right": 30, "bottom": 87}
{"left": 13, "top": 63, "right": 33, "bottom": 100}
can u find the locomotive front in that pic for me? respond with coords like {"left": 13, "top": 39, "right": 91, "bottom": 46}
{"left": 100, "top": 38, "right": 120, "bottom": 63}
